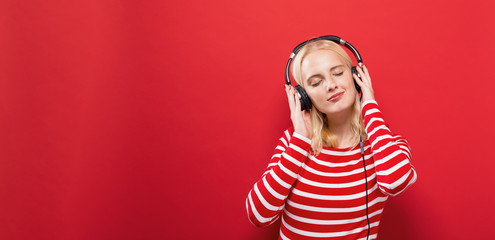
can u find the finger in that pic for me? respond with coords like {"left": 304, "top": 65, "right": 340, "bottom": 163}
{"left": 356, "top": 66, "right": 365, "bottom": 79}
{"left": 286, "top": 85, "right": 294, "bottom": 112}
{"left": 285, "top": 85, "right": 290, "bottom": 102}
{"left": 292, "top": 86, "right": 300, "bottom": 110}
{"left": 357, "top": 66, "right": 371, "bottom": 85}
{"left": 294, "top": 88, "right": 301, "bottom": 111}
{"left": 360, "top": 65, "right": 370, "bottom": 79}
{"left": 288, "top": 86, "right": 296, "bottom": 112}
{"left": 362, "top": 65, "right": 369, "bottom": 75}
{"left": 362, "top": 65, "right": 372, "bottom": 87}
{"left": 353, "top": 73, "right": 364, "bottom": 87}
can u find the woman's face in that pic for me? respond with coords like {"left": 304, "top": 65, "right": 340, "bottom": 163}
{"left": 301, "top": 49, "right": 357, "bottom": 117}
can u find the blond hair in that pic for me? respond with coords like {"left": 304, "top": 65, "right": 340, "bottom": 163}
{"left": 291, "top": 40, "right": 367, "bottom": 154}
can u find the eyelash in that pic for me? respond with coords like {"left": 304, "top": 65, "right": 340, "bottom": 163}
{"left": 310, "top": 72, "right": 344, "bottom": 87}
{"left": 311, "top": 80, "right": 322, "bottom": 87}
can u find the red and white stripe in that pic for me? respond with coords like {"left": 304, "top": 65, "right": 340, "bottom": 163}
{"left": 246, "top": 100, "right": 417, "bottom": 239}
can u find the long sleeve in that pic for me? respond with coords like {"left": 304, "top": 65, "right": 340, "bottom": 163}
{"left": 246, "top": 129, "right": 312, "bottom": 227}
{"left": 362, "top": 100, "right": 417, "bottom": 196}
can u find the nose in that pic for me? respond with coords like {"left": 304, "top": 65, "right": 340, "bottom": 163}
{"left": 325, "top": 77, "right": 337, "bottom": 91}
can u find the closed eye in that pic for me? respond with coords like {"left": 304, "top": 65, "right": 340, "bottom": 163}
{"left": 333, "top": 72, "right": 344, "bottom": 76}
{"left": 311, "top": 80, "right": 322, "bottom": 87}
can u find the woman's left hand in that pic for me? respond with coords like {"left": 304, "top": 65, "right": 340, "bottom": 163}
{"left": 353, "top": 65, "right": 375, "bottom": 103}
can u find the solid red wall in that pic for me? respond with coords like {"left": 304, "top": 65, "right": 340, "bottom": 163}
{"left": 1, "top": 0, "right": 494, "bottom": 239}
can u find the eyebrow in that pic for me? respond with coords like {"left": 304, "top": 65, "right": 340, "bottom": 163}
{"left": 305, "top": 64, "right": 345, "bottom": 83}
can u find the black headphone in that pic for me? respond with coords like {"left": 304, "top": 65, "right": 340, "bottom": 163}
{"left": 285, "top": 35, "right": 363, "bottom": 111}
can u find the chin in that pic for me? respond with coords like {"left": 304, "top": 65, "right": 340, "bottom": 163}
{"left": 323, "top": 106, "right": 352, "bottom": 116}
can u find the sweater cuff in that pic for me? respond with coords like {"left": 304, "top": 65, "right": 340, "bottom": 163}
{"left": 290, "top": 132, "right": 312, "bottom": 155}
{"left": 293, "top": 132, "right": 311, "bottom": 145}
{"left": 361, "top": 99, "right": 378, "bottom": 111}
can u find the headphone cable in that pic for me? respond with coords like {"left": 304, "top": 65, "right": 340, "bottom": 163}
{"left": 360, "top": 137, "right": 370, "bottom": 240}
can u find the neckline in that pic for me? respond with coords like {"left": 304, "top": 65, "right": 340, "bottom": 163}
{"left": 321, "top": 140, "right": 367, "bottom": 152}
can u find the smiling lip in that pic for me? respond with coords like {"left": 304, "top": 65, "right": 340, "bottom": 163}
{"left": 328, "top": 92, "right": 344, "bottom": 102}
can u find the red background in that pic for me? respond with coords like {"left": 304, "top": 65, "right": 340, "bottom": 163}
{"left": 1, "top": 0, "right": 495, "bottom": 239}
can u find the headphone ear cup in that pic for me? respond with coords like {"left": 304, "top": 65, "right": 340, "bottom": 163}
{"left": 352, "top": 66, "right": 362, "bottom": 94}
{"left": 295, "top": 85, "right": 312, "bottom": 111}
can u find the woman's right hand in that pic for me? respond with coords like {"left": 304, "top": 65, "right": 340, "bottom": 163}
{"left": 285, "top": 85, "right": 313, "bottom": 139}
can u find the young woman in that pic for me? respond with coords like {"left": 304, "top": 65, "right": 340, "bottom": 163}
{"left": 246, "top": 38, "right": 417, "bottom": 240}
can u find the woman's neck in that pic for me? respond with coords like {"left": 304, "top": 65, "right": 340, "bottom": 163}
{"left": 326, "top": 110, "right": 356, "bottom": 148}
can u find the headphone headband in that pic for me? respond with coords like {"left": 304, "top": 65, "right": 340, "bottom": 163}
{"left": 285, "top": 35, "right": 363, "bottom": 86}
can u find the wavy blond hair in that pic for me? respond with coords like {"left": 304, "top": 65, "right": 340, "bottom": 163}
{"left": 291, "top": 40, "right": 367, "bottom": 155}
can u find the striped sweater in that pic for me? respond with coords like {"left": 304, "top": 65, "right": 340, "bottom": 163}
{"left": 246, "top": 100, "right": 417, "bottom": 240}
